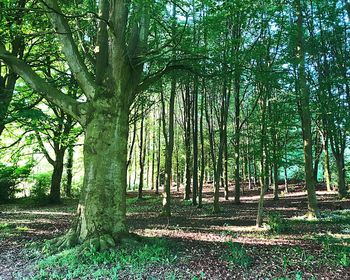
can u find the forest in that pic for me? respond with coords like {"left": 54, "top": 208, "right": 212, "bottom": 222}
{"left": 0, "top": 0, "right": 349, "bottom": 279}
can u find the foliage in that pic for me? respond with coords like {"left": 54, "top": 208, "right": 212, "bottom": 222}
{"left": 0, "top": 163, "right": 32, "bottom": 202}
{"left": 126, "top": 195, "right": 162, "bottom": 213}
{"left": 267, "top": 212, "right": 288, "bottom": 234}
{"left": 222, "top": 242, "right": 252, "bottom": 268}
{"left": 314, "top": 234, "right": 350, "bottom": 268}
{"left": 33, "top": 238, "right": 176, "bottom": 279}
{"left": 31, "top": 172, "right": 52, "bottom": 203}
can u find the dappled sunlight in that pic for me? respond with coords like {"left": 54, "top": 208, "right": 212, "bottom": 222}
{"left": 1, "top": 210, "right": 73, "bottom": 216}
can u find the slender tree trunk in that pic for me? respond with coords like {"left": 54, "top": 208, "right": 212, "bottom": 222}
{"left": 151, "top": 114, "right": 156, "bottom": 190}
{"left": 198, "top": 86, "right": 205, "bottom": 208}
{"left": 234, "top": 91, "right": 241, "bottom": 204}
{"left": 50, "top": 149, "right": 65, "bottom": 204}
{"left": 161, "top": 76, "right": 176, "bottom": 216}
{"left": 256, "top": 94, "right": 268, "bottom": 227}
{"left": 192, "top": 78, "right": 199, "bottom": 206}
{"left": 184, "top": 84, "right": 192, "bottom": 200}
{"left": 330, "top": 132, "right": 347, "bottom": 198}
{"left": 273, "top": 162, "right": 279, "bottom": 200}
{"left": 155, "top": 108, "right": 161, "bottom": 195}
{"left": 65, "top": 145, "right": 74, "bottom": 198}
{"left": 313, "top": 132, "right": 322, "bottom": 184}
{"left": 322, "top": 134, "right": 332, "bottom": 192}
{"left": 272, "top": 125, "right": 279, "bottom": 200}
{"left": 247, "top": 134, "right": 252, "bottom": 190}
{"left": 284, "top": 166, "right": 289, "bottom": 193}
{"left": 335, "top": 155, "right": 347, "bottom": 198}
{"left": 295, "top": 0, "right": 319, "bottom": 218}
{"left": 253, "top": 154, "right": 257, "bottom": 186}
{"left": 224, "top": 132, "right": 229, "bottom": 200}
{"left": 204, "top": 87, "right": 220, "bottom": 213}
{"left": 138, "top": 109, "right": 145, "bottom": 199}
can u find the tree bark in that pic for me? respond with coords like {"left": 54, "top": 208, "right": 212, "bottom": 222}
{"left": 49, "top": 149, "right": 65, "bottom": 204}
{"left": 256, "top": 92, "right": 268, "bottom": 227}
{"left": 198, "top": 84, "right": 205, "bottom": 208}
{"left": 184, "top": 84, "right": 192, "bottom": 200}
{"left": 295, "top": 0, "right": 320, "bottom": 218}
{"left": 284, "top": 166, "right": 289, "bottom": 193}
{"left": 74, "top": 101, "right": 129, "bottom": 246}
{"left": 161, "top": 77, "right": 176, "bottom": 217}
{"left": 65, "top": 145, "right": 74, "bottom": 198}
{"left": 138, "top": 106, "right": 145, "bottom": 199}
{"left": 322, "top": 133, "right": 332, "bottom": 192}
{"left": 335, "top": 156, "right": 347, "bottom": 198}
{"left": 313, "top": 132, "right": 322, "bottom": 184}
{"left": 192, "top": 78, "right": 199, "bottom": 206}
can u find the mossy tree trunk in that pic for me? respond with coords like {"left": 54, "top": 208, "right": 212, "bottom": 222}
{"left": 74, "top": 97, "right": 129, "bottom": 245}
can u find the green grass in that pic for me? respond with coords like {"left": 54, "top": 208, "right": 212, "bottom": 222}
{"left": 0, "top": 222, "right": 19, "bottom": 237}
{"left": 221, "top": 242, "right": 252, "bottom": 269}
{"left": 0, "top": 222, "right": 10, "bottom": 229}
{"left": 312, "top": 234, "right": 350, "bottom": 267}
{"left": 126, "top": 195, "right": 162, "bottom": 213}
{"left": 31, "top": 238, "right": 177, "bottom": 279}
{"left": 267, "top": 212, "right": 288, "bottom": 234}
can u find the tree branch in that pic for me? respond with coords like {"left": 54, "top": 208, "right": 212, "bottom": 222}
{"left": 35, "top": 131, "right": 55, "bottom": 166}
{"left": 137, "top": 63, "right": 194, "bottom": 93}
{"left": 41, "top": 0, "right": 96, "bottom": 99}
{"left": 0, "top": 45, "right": 86, "bottom": 125}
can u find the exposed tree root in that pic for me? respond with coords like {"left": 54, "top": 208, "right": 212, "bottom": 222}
{"left": 45, "top": 229, "right": 79, "bottom": 252}
{"left": 45, "top": 230, "right": 143, "bottom": 253}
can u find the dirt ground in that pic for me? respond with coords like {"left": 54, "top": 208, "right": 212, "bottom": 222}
{"left": 0, "top": 183, "right": 349, "bottom": 280}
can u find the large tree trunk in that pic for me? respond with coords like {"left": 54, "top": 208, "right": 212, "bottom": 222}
{"left": 72, "top": 102, "right": 129, "bottom": 247}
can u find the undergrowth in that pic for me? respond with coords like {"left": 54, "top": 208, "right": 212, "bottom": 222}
{"left": 30, "top": 238, "right": 177, "bottom": 280}
{"left": 222, "top": 242, "right": 252, "bottom": 269}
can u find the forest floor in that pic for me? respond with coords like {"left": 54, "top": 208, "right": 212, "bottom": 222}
{"left": 0, "top": 184, "right": 350, "bottom": 280}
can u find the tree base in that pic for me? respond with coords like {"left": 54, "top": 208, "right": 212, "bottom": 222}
{"left": 305, "top": 210, "right": 321, "bottom": 220}
{"left": 46, "top": 230, "right": 140, "bottom": 253}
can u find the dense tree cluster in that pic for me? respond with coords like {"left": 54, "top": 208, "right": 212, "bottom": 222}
{"left": 0, "top": 0, "right": 349, "bottom": 249}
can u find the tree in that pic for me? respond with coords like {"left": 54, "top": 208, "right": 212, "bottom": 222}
{"left": 0, "top": 0, "right": 188, "bottom": 249}
{"left": 294, "top": 0, "right": 320, "bottom": 218}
